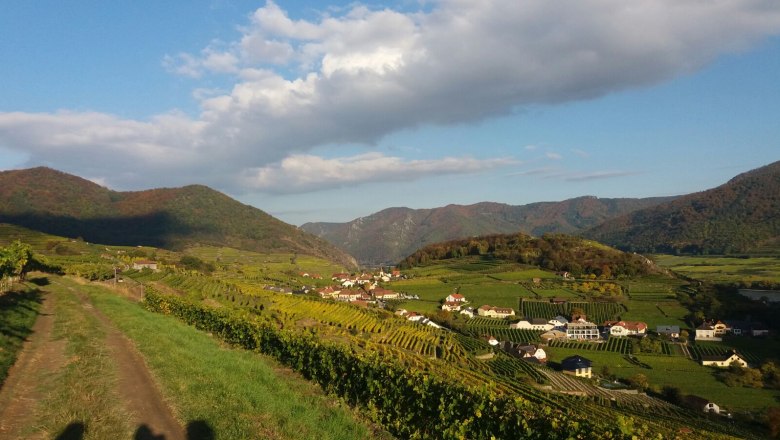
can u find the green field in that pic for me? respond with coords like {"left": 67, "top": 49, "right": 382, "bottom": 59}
{"left": 547, "top": 347, "right": 780, "bottom": 412}
{"left": 654, "top": 255, "right": 780, "bottom": 284}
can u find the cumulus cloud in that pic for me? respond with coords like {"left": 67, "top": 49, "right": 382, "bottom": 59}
{"left": 240, "top": 152, "right": 517, "bottom": 193}
{"left": 1, "top": 0, "right": 780, "bottom": 192}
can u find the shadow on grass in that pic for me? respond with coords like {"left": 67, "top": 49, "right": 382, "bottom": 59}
{"left": 55, "top": 422, "right": 86, "bottom": 440}
{"left": 0, "top": 288, "right": 43, "bottom": 342}
{"left": 186, "top": 420, "right": 215, "bottom": 440}
{"left": 131, "top": 421, "right": 215, "bottom": 440}
{"left": 27, "top": 276, "right": 50, "bottom": 286}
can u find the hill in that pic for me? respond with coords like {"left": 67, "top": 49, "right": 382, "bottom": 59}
{"left": 301, "top": 196, "right": 673, "bottom": 265}
{"left": 0, "top": 167, "right": 357, "bottom": 268}
{"left": 583, "top": 160, "right": 780, "bottom": 254}
{"left": 399, "top": 232, "right": 655, "bottom": 278}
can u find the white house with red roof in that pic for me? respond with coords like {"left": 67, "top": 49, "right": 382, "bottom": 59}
{"left": 605, "top": 320, "right": 648, "bottom": 337}
{"left": 446, "top": 293, "right": 466, "bottom": 303}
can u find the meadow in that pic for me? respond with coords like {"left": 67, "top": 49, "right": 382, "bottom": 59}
{"left": 654, "top": 255, "right": 780, "bottom": 284}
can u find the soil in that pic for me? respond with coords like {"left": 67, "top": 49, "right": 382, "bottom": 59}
{"left": 0, "top": 280, "right": 186, "bottom": 440}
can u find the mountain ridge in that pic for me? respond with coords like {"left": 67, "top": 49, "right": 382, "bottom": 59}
{"left": 302, "top": 196, "right": 675, "bottom": 265}
{"left": 582, "top": 160, "right": 780, "bottom": 254}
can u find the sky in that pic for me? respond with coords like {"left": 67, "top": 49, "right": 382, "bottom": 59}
{"left": 1, "top": 0, "right": 779, "bottom": 225}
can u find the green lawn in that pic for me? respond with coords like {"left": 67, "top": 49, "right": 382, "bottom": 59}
{"left": 547, "top": 347, "right": 780, "bottom": 413}
{"left": 654, "top": 255, "right": 780, "bottom": 284}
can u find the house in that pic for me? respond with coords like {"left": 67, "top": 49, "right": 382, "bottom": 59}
{"left": 317, "top": 286, "right": 341, "bottom": 299}
{"left": 406, "top": 312, "right": 425, "bottom": 322}
{"left": 132, "top": 260, "right": 158, "bottom": 271}
{"left": 604, "top": 320, "right": 648, "bottom": 337}
{"left": 701, "top": 350, "right": 749, "bottom": 368}
{"left": 486, "top": 336, "right": 499, "bottom": 346}
{"left": 441, "top": 301, "right": 462, "bottom": 312}
{"left": 510, "top": 318, "right": 554, "bottom": 331}
{"left": 549, "top": 316, "right": 569, "bottom": 328}
{"left": 336, "top": 290, "right": 362, "bottom": 302}
{"left": 460, "top": 307, "right": 475, "bottom": 318}
{"left": 331, "top": 273, "right": 350, "bottom": 281}
{"left": 683, "top": 395, "right": 720, "bottom": 414}
{"left": 540, "top": 330, "right": 567, "bottom": 342}
{"left": 656, "top": 325, "right": 681, "bottom": 339}
{"left": 695, "top": 323, "right": 719, "bottom": 341}
{"left": 446, "top": 293, "right": 466, "bottom": 303}
{"left": 478, "top": 305, "right": 516, "bottom": 319}
{"left": 515, "top": 344, "right": 547, "bottom": 362}
{"left": 561, "top": 355, "right": 592, "bottom": 378}
{"left": 395, "top": 309, "right": 408, "bottom": 316}
{"left": 372, "top": 288, "right": 399, "bottom": 300}
{"left": 566, "top": 321, "right": 600, "bottom": 340}
{"left": 711, "top": 320, "right": 730, "bottom": 336}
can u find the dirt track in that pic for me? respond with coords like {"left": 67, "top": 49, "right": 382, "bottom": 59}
{"left": 0, "top": 279, "right": 185, "bottom": 439}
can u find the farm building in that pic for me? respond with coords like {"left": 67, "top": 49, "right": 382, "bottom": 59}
{"left": 656, "top": 325, "right": 680, "bottom": 338}
{"left": 478, "top": 305, "right": 515, "bottom": 319}
{"left": 510, "top": 318, "right": 553, "bottom": 331}
{"left": 683, "top": 395, "right": 720, "bottom": 414}
{"left": 701, "top": 350, "right": 749, "bottom": 368}
{"left": 604, "top": 320, "right": 648, "bottom": 337}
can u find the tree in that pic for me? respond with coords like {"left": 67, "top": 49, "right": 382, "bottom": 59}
{"left": 679, "top": 329, "right": 689, "bottom": 343}
{"left": 629, "top": 373, "right": 649, "bottom": 391}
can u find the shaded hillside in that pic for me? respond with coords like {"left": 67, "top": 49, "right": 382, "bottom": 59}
{"left": 583, "top": 160, "right": 780, "bottom": 255}
{"left": 302, "top": 196, "right": 673, "bottom": 265}
{"left": 0, "top": 167, "right": 357, "bottom": 268}
{"left": 400, "top": 232, "right": 655, "bottom": 278}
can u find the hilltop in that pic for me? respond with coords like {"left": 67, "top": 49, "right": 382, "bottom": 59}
{"left": 302, "top": 196, "right": 673, "bottom": 265}
{"left": 0, "top": 167, "right": 357, "bottom": 268}
{"left": 583, "top": 160, "right": 780, "bottom": 254}
{"left": 400, "top": 232, "right": 655, "bottom": 278}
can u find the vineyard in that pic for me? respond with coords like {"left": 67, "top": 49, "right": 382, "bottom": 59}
{"left": 119, "top": 266, "right": 766, "bottom": 439}
{"left": 519, "top": 299, "right": 624, "bottom": 324}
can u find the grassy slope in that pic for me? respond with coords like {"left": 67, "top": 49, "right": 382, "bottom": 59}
{"left": 86, "top": 283, "right": 389, "bottom": 440}
{"left": 0, "top": 283, "right": 42, "bottom": 387}
{"left": 547, "top": 347, "right": 780, "bottom": 412}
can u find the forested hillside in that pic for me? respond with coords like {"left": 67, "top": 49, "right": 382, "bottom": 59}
{"left": 0, "top": 167, "right": 357, "bottom": 268}
{"left": 302, "top": 196, "right": 673, "bottom": 265}
{"left": 400, "top": 232, "right": 655, "bottom": 278}
{"left": 584, "top": 160, "right": 780, "bottom": 255}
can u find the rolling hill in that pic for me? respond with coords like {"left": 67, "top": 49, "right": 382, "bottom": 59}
{"left": 583, "top": 160, "right": 780, "bottom": 254}
{"left": 301, "top": 196, "right": 674, "bottom": 265}
{"left": 0, "top": 167, "right": 357, "bottom": 268}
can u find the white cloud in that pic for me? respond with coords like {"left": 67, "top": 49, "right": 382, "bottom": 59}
{"left": 546, "top": 152, "right": 563, "bottom": 160}
{"left": 1, "top": 0, "right": 780, "bottom": 192}
{"left": 240, "top": 152, "right": 517, "bottom": 193}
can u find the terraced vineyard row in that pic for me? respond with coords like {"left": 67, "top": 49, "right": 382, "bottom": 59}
{"left": 689, "top": 343, "right": 761, "bottom": 363}
{"left": 548, "top": 337, "right": 633, "bottom": 354}
{"left": 520, "top": 299, "right": 624, "bottom": 323}
{"left": 465, "top": 327, "right": 542, "bottom": 343}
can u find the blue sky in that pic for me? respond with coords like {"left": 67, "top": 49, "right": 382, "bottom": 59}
{"left": 1, "top": 1, "right": 779, "bottom": 225}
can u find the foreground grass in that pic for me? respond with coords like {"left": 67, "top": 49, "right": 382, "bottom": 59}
{"left": 0, "top": 282, "right": 42, "bottom": 386}
{"left": 27, "top": 277, "right": 133, "bottom": 439}
{"left": 87, "top": 284, "right": 390, "bottom": 440}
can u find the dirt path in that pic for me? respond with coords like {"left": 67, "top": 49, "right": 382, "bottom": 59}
{"left": 69, "top": 285, "right": 186, "bottom": 440}
{"left": 0, "top": 279, "right": 185, "bottom": 439}
{"left": 0, "top": 293, "right": 65, "bottom": 439}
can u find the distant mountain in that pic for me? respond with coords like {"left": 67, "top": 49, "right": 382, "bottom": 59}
{"left": 583, "top": 161, "right": 780, "bottom": 254}
{"left": 0, "top": 167, "right": 357, "bottom": 268}
{"left": 301, "top": 196, "right": 674, "bottom": 265}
